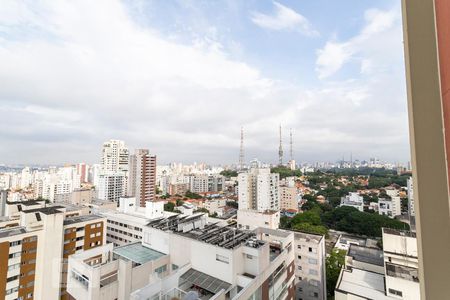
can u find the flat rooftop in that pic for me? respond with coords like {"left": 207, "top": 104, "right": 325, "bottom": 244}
{"left": 63, "top": 214, "right": 103, "bottom": 225}
{"left": 24, "top": 206, "right": 65, "bottom": 215}
{"left": 0, "top": 227, "right": 27, "bottom": 238}
{"left": 383, "top": 228, "right": 416, "bottom": 238}
{"left": 113, "top": 242, "right": 165, "bottom": 264}
{"left": 147, "top": 214, "right": 263, "bottom": 250}
{"left": 336, "top": 268, "right": 390, "bottom": 300}
{"left": 348, "top": 245, "right": 384, "bottom": 266}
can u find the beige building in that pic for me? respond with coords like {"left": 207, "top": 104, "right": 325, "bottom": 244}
{"left": 128, "top": 149, "right": 157, "bottom": 207}
{"left": 280, "top": 186, "right": 298, "bottom": 212}
{"left": 0, "top": 202, "right": 106, "bottom": 300}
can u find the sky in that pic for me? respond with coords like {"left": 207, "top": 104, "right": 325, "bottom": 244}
{"left": 0, "top": 0, "right": 410, "bottom": 166}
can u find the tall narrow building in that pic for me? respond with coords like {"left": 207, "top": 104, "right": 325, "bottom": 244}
{"left": 101, "top": 140, "right": 129, "bottom": 173}
{"left": 128, "top": 149, "right": 157, "bottom": 207}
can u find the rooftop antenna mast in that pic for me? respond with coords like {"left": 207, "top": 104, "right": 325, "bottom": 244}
{"left": 239, "top": 127, "right": 244, "bottom": 170}
{"left": 278, "top": 124, "right": 283, "bottom": 166}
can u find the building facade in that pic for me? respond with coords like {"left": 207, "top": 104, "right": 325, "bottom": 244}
{"left": 128, "top": 149, "right": 157, "bottom": 207}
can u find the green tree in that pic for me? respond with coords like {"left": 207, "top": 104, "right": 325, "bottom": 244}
{"left": 226, "top": 200, "right": 238, "bottom": 209}
{"left": 176, "top": 199, "right": 184, "bottom": 206}
{"left": 220, "top": 170, "right": 238, "bottom": 177}
{"left": 164, "top": 202, "right": 175, "bottom": 212}
{"left": 326, "top": 249, "right": 346, "bottom": 298}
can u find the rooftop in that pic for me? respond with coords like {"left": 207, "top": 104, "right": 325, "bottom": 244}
{"left": 336, "top": 268, "right": 390, "bottom": 300}
{"left": 113, "top": 242, "right": 165, "bottom": 264}
{"left": 383, "top": 228, "right": 417, "bottom": 238}
{"left": 63, "top": 214, "right": 103, "bottom": 225}
{"left": 147, "top": 214, "right": 263, "bottom": 249}
{"left": 348, "top": 245, "right": 384, "bottom": 266}
{"left": 24, "top": 206, "right": 65, "bottom": 215}
{"left": 0, "top": 227, "right": 27, "bottom": 238}
{"left": 180, "top": 268, "right": 232, "bottom": 294}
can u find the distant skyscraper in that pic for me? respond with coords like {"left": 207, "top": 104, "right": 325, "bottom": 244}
{"left": 101, "top": 139, "right": 129, "bottom": 173}
{"left": 128, "top": 149, "right": 157, "bottom": 207}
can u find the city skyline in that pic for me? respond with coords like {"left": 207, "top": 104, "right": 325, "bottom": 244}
{"left": 0, "top": 0, "right": 409, "bottom": 165}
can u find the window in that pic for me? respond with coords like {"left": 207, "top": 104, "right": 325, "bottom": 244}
{"left": 216, "top": 254, "right": 229, "bottom": 264}
{"left": 172, "top": 264, "right": 179, "bottom": 271}
{"left": 298, "top": 276, "right": 302, "bottom": 280}
{"left": 297, "top": 245, "right": 301, "bottom": 249}
{"left": 154, "top": 264, "right": 167, "bottom": 274}
{"left": 389, "top": 289, "right": 403, "bottom": 297}
{"left": 246, "top": 254, "right": 253, "bottom": 259}
{"left": 310, "top": 279, "right": 319, "bottom": 287}
{"left": 298, "top": 266, "right": 302, "bottom": 271}
{"left": 309, "top": 269, "right": 318, "bottom": 276}
{"left": 308, "top": 258, "right": 318, "bottom": 265}
{"left": 10, "top": 240, "right": 21, "bottom": 247}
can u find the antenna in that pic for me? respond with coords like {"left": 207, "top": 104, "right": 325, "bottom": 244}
{"left": 278, "top": 125, "right": 283, "bottom": 166}
{"left": 290, "top": 128, "right": 293, "bottom": 161}
{"left": 239, "top": 127, "right": 244, "bottom": 170}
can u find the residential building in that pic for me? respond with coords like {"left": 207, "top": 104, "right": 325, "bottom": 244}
{"left": 101, "top": 140, "right": 129, "bottom": 173}
{"left": 70, "top": 188, "right": 96, "bottom": 205}
{"left": 340, "top": 192, "right": 364, "bottom": 212}
{"left": 237, "top": 209, "right": 280, "bottom": 230}
{"left": 67, "top": 214, "right": 296, "bottom": 300}
{"left": 407, "top": 177, "right": 414, "bottom": 216}
{"left": 189, "top": 174, "right": 225, "bottom": 194}
{"left": 99, "top": 197, "right": 165, "bottom": 247}
{"left": 280, "top": 185, "right": 298, "bottom": 212}
{"left": 293, "top": 231, "right": 326, "bottom": 300}
{"left": 168, "top": 183, "right": 189, "bottom": 196}
{"left": 97, "top": 173, "right": 125, "bottom": 204}
{"left": 238, "top": 168, "right": 280, "bottom": 211}
{"left": 379, "top": 197, "right": 401, "bottom": 218}
{"left": 335, "top": 228, "right": 419, "bottom": 300}
{"left": 128, "top": 149, "right": 157, "bottom": 207}
{"left": 0, "top": 202, "right": 106, "bottom": 300}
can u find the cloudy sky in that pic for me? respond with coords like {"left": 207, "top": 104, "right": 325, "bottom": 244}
{"left": 0, "top": 0, "right": 409, "bottom": 166}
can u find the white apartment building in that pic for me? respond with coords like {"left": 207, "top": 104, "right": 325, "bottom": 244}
{"left": 67, "top": 214, "right": 297, "bottom": 300}
{"left": 97, "top": 173, "right": 125, "bottom": 203}
{"left": 378, "top": 197, "right": 401, "bottom": 218}
{"left": 189, "top": 174, "right": 225, "bottom": 194}
{"left": 238, "top": 168, "right": 280, "bottom": 211}
{"left": 236, "top": 209, "right": 327, "bottom": 300}
{"left": 293, "top": 231, "right": 326, "bottom": 300}
{"left": 340, "top": 192, "right": 364, "bottom": 212}
{"left": 237, "top": 209, "right": 280, "bottom": 230}
{"left": 101, "top": 140, "right": 129, "bottom": 173}
{"left": 407, "top": 177, "right": 415, "bottom": 217}
{"left": 98, "top": 197, "right": 166, "bottom": 247}
{"left": 335, "top": 228, "right": 419, "bottom": 300}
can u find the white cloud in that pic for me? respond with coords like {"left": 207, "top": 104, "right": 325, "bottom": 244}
{"left": 0, "top": 1, "right": 408, "bottom": 165}
{"left": 316, "top": 7, "right": 401, "bottom": 79}
{"left": 251, "top": 1, "right": 318, "bottom": 36}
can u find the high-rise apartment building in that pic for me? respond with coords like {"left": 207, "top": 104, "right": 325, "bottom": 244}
{"left": 101, "top": 140, "right": 129, "bottom": 173}
{"left": 0, "top": 202, "right": 106, "bottom": 300}
{"left": 128, "top": 149, "right": 157, "bottom": 207}
{"left": 238, "top": 168, "right": 280, "bottom": 211}
{"left": 97, "top": 173, "right": 125, "bottom": 204}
